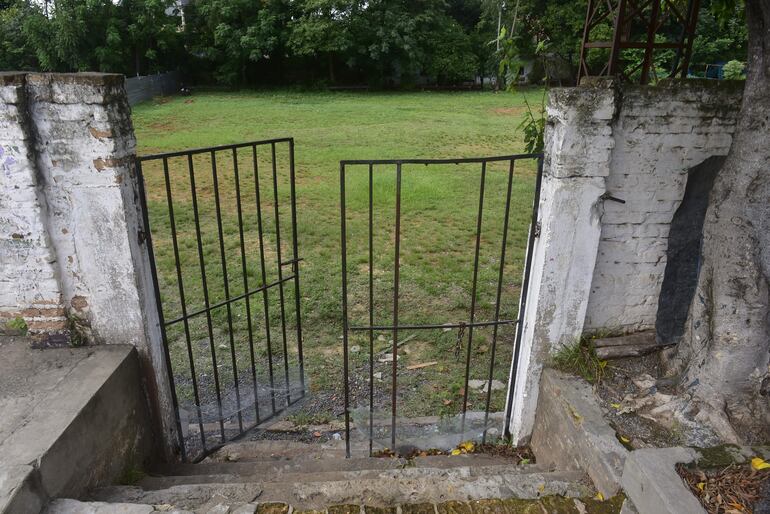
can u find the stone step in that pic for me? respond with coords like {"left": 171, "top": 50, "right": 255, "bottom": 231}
{"left": 138, "top": 461, "right": 552, "bottom": 490}
{"left": 90, "top": 468, "right": 591, "bottom": 511}
{"left": 154, "top": 453, "right": 533, "bottom": 479}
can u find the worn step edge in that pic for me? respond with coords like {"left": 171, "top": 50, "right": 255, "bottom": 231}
{"left": 138, "top": 462, "right": 553, "bottom": 489}
{"left": 92, "top": 470, "right": 591, "bottom": 510}
{"left": 155, "top": 454, "right": 537, "bottom": 477}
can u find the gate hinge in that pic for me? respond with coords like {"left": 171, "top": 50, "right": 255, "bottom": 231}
{"left": 533, "top": 221, "right": 542, "bottom": 238}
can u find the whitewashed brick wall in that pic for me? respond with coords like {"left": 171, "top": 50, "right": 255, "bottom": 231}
{"left": 508, "top": 79, "right": 743, "bottom": 444}
{"left": 0, "top": 73, "right": 66, "bottom": 331}
{"left": 0, "top": 72, "right": 179, "bottom": 457}
{"left": 584, "top": 83, "right": 742, "bottom": 332}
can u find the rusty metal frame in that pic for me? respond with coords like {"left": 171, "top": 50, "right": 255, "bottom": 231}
{"left": 578, "top": 0, "right": 701, "bottom": 84}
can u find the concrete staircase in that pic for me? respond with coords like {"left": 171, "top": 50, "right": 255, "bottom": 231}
{"left": 45, "top": 439, "right": 605, "bottom": 513}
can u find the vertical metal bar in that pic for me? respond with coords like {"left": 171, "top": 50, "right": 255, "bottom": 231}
{"left": 232, "top": 148, "right": 260, "bottom": 423}
{"left": 577, "top": 0, "right": 595, "bottom": 83}
{"left": 187, "top": 153, "right": 226, "bottom": 443}
{"left": 136, "top": 158, "right": 188, "bottom": 461}
{"left": 161, "top": 157, "right": 206, "bottom": 451}
{"left": 461, "top": 161, "right": 487, "bottom": 436}
{"left": 608, "top": 0, "right": 628, "bottom": 76}
{"left": 640, "top": 0, "right": 661, "bottom": 84}
{"left": 210, "top": 150, "right": 244, "bottom": 432}
{"left": 253, "top": 145, "right": 277, "bottom": 415}
{"left": 482, "top": 160, "right": 515, "bottom": 444}
{"left": 368, "top": 163, "right": 374, "bottom": 457}
{"left": 504, "top": 156, "right": 545, "bottom": 438}
{"left": 287, "top": 139, "right": 305, "bottom": 397}
{"left": 340, "top": 162, "right": 351, "bottom": 458}
{"left": 270, "top": 143, "right": 292, "bottom": 405}
{"left": 391, "top": 163, "right": 402, "bottom": 450}
{"left": 679, "top": 0, "right": 701, "bottom": 78}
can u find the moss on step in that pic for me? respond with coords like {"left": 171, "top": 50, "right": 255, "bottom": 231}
{"left": 328, "top": 505, "right": 364, "bottom": 514}
{"left": 691, "top": 444, "right": 743, "bottom": 469}
{"left": 257, "top": 502, "right": 290, "bottom": 514}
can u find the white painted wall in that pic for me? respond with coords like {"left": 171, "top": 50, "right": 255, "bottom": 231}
{"left": 584, "top": 84, "right": 740, "bottom": 332}
{"left": 0, "top": 72, "right": 179, "bottom": 459}
{"left": 507, "top": 79, "right": 743, "bottom": 443}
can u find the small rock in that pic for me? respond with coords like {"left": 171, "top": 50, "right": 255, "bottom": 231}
{"left": 374, "top": 372, "right": 383, "bottom": 380}
{"left": 377, "top": 334, "right": 386, "bottom": 341}
{"left": 225, "top": 452, "right": 240, "bottom": 462}
{"left": 378, "top": 354, "right": 393, "bottom": 363}
{"left": 468, "top": 379, "right": 486, "bottom": 390}
{"left": 206, "top": 505, "right": 230, "bottom": 514}
{"left": 219, "top": 344, "right": 228, "bottom": 350}
{"left": 481, "top": 380, "right": 505, "bottom": 393}
{"left": 350, "top": 345, "right": 360, "bottom": 353}
{"left": 332, "top": 433, "right": 342, "bottom": 440}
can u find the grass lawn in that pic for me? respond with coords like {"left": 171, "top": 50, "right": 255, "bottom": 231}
{"left": 132, "top": 89, "right": 541, "bottom": 438}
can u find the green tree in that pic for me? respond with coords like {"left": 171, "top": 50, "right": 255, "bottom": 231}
{"left": 288, "top": 0, "right": 357, "bottom": 83}
{"left": 185, "top": 0, "right": 286, "bottom": 85}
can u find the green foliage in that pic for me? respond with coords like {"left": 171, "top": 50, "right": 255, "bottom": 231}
{"left": 1, "top": 0, "right": 182, "bottom": 75}
{"left": 5, "top": 316, "right": 28, "bottom": 335}
{"left": 517, "top": 92, "right": 546, "bottom": 153}
{"left": 722, "top": 59, "right": 746, "bottom": 79}
{"left": 550, "top": 340, "right": 608, "bottom": 384}
{"left": 0, "top": 0, "right": 748, "bottom": 87}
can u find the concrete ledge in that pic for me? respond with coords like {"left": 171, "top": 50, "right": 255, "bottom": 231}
{"left": 530, "top": 369, "right": 629, "bottom": 498}
{"left": 0, "top": 338, "right": 154, "bottom": 513}
{"left": 621, "top": 447, "right": 704, "bottom": 514}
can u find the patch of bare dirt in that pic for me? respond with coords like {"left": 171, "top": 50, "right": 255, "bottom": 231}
{"left": 595, "top": 353, "right": 687, "bottom": 449}
{"left": 490, "top": 107, "right": 526, "bottom": 116}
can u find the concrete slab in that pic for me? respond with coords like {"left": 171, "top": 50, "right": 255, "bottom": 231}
{"left": 530, "top": 369, "right": 629, "bottom": 498}
{"left": 621, "top": 447, "right": 704, "bottom": 514}
{"left": 0, "top": 336, "right": 154, "bottom": 513}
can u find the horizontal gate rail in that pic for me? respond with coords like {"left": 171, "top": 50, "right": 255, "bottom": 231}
{"left": 137, "top": 137, "right": 305, "bottom": 462}
{"left": 339, "top": 152, "right": 544, "bottom": 458}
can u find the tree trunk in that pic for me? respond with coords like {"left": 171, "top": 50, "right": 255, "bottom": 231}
{"left": 663, "top": 0, "right": 770, "bottom": 444}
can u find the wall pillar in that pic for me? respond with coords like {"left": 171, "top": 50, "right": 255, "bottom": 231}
{"left": 506, "top": 84, "right": 617, "bottom": 443}
{"left": 0, "top": 72, "right": 180, "bottom": 460}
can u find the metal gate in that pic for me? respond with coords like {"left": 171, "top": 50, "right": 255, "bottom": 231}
{"left": 339, "top": 153, "right": 543, "bottom": 457}
{"left": 137, "top": 138, "right": 305, "bottom": 461}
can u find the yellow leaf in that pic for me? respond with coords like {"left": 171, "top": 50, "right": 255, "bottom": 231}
{"left": 620, "top": 436, "right": 630, "bottom": 443}
{"left": 459, "top": 441, "right": 475, "bottom": 452}
{"left": 610, "top": 403, "right": 621, "bottom": 409}
{"left": 751, "top": 457, "right": 770, "bottom": 470}
{"left": 537, "top": 484, "right": 545, "bottom": 493}
{"left": 594, "top": 492, "right": 604, "bottom": 502}
{"left": 450, "top": 449, "right": 461, "bottom": 456}
{"left": 697, "top": 482, "right": 706, "bottom": 491}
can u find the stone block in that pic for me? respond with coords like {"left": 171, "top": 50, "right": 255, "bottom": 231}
{"left": 530, "top": 369, "right": 628, "bottom": 498}
{"left": 621, "top": 448, "right": 704, "bottom": 514}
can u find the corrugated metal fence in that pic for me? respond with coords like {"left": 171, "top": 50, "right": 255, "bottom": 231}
{"left": 125, "top": 72, "right": 181, "bottom": 106}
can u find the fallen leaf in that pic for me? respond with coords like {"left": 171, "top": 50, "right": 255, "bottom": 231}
{"left": 751, "top": 457, "right": 770, "bottom": 470}
{"left": 313, "top": 431, "right": 322, "bottom": 437}
{"left": 610, "top": 403, "right": 621, "bottom": 409}
{"left": 459, "top": 441, "right": 474, "bottom": 452}
{"left": 697, "top": 482, "right": 706, "bottom": 491}
{"left": 620, "top": 435, "right": 630, "bottom": 443}
{"left": 537, "top": 484, "right": 545, "bottom": 493}
{"left": 593, "top": 492, "right": 604, "bottom": 502}
{"left": 450, "top": 449, "right": 462, "bottom": 456}
{"left": 443, "top": 399, "right": 452, "bottom": 406}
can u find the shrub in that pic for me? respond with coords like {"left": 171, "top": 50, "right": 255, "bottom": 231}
{"left": 723, "top": 60, "right": 745, "bottom": 80}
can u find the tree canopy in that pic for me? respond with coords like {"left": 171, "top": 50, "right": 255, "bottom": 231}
{"left": 0, "top": 0, "right": 748, "bottom": 87}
